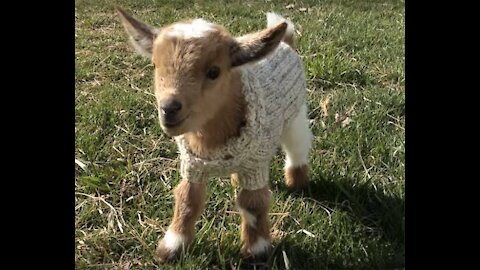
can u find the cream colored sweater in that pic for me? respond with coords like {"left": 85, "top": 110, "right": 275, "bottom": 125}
{"left": 175, "top": 42, "right": 306, "bottom": 190}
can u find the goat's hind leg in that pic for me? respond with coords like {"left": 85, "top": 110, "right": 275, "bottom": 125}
{"left": 281, "top": 105, "right": 312, "bottom": 190}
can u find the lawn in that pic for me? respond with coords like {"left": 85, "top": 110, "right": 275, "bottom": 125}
{"left": 75, "top": 0, "right": 405, "bottom": 269}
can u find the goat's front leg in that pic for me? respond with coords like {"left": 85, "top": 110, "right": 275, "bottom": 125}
{"left": 155, "top": 179, "right": 206, "bottom": 263}
{"left": 237, "top": 185, "right": 272, "bottom": 260}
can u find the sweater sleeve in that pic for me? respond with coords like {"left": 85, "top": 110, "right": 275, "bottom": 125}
{"left": 179, "top": 153, "right": 210, "bottom": 183}
{"left": 236, "top": 162, "right": 270, "bottom": 190}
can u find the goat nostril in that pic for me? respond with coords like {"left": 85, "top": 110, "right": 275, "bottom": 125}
{"left": 160, "top": 100, "right": 182, "bottom": 114}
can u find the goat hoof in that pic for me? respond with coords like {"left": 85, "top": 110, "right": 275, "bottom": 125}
{"left": 285, "top": 165, "right": 309, "bottom": 191}
{"left": 240, "top": 246, "right": 271, "bottom": 264}
{"left": 155, "top": 246, "right": 177, "bottom": 263}
{"left": 154, "top": 238, "right": 183, "bottom": 263}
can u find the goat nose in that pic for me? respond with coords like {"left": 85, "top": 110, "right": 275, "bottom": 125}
{"left": 160, "top": 100, "right": 182, "bottom": 115}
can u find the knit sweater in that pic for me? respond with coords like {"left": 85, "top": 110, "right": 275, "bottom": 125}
{"left": 175, "top": 42, "right": 306, "bottom": 190}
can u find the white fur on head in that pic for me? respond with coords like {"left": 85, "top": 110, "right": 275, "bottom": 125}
{"left": 266, "top": 12, "right": 294, "bottom": 38}
{"left": 166, "top": 19, "right": 217, "bottom": 39}
{"left": 281, "top": 104, "right": 312, "bottom": 168}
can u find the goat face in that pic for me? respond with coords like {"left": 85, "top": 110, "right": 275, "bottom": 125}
{"left": 152, "top": 23, "right": 234, "bottom": 136}
{"left": 117, "top": 7, "right": 287, "bottom": 137}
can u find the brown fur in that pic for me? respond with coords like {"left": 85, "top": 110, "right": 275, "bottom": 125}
{"left": 231, "top": 22, "right": 287, "bottom": 67}
{"left": 156, "top": 180, "right": 206, "bottom": 262}
{"left": 151, "top": 24, "right": 282, "bottom": 155}
{"left": 183, "top": 70, "right": 247, "bottom": 157}
{"left": 152, "top": 28, "right": 239, "bottom": 138}
{"left": 118, "top": 8, "right": 290, "bottom": 152}
{"left": 116, "top": 7, "right": 158, "bottom": 57}
{"left": 117, "top": 8, "right": 302, "bottom": 263}
{"left": 285, "top": 165, "right": 309, "bottom": 190}
{"left": 237, "top": 186, "right": 271, "bottom": 258}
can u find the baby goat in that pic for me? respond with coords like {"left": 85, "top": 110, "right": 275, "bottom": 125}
{"left": 117, "top": 7, "right": 313, "bottom": 262}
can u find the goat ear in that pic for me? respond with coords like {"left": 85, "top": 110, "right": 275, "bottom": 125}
{"left": 230, "top": 22, "right": 287, "bottom": 67}
{"left": 116, "top": 6, "right": 159, "bottom": 58}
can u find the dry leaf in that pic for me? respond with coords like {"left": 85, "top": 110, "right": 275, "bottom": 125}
{"left": 334, "top": 113, "right": 344, "bottom": 123}
{"left": 117, "top": 219, "right": 124, "bottom": 233}
{"left": 335, "top": 113, "right": 353, "bottom": 127}
{"left": 283, "top": 250, "right": 291, "bottom": 270}
{"left": 320, "top": 95, "right": 332, "bottom": 117}
{"left": 297, "top": 229, "right": 316, "bottom": 237}
{"left": 75, "top": 158, "right": 87, "bottom": 170}
{"left": 341, "top": 117, "right": 352, "bottom": 127}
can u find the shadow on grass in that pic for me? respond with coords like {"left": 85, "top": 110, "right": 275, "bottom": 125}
{"left": 145, "top": 175, "right": 404, "bottom": 269}
{"left": 272, "top": 173, "right": 405, "bottom": 269}
{"left": 312, "top": 173, "right": 403, "bottom": 242}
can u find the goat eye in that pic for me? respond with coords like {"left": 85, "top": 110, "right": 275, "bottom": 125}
{"left": 206, "top": 66, "right": 220, "bottom": 80}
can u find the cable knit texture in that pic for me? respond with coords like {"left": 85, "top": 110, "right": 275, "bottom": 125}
{"left": 175, "top": 42, "right": 306, "bottom": 190}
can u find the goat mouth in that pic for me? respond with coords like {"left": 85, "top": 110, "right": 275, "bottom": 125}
{"left": 163, "top": 115, "right": 189, "bottom": 129}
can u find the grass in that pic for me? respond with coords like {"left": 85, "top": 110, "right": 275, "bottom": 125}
{"left": 75, "top": 0, "right": 405, "bottom": 269}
